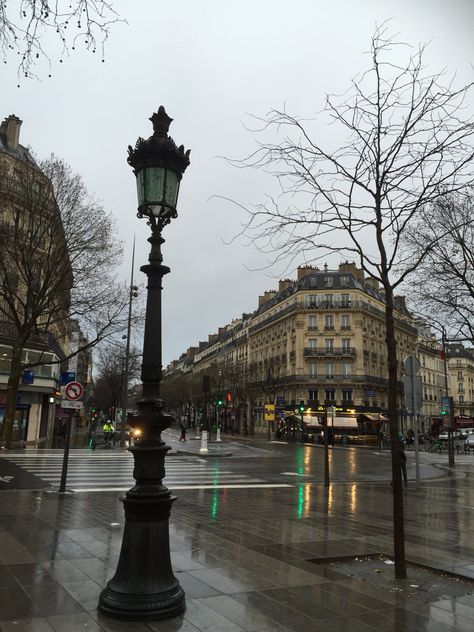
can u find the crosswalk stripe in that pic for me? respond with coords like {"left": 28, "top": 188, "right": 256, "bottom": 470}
{"left": 71, "top": 484, "right": 292, "bottom": 492}
{"left": 1, "top": 452, "right": 276, "bottom": 492}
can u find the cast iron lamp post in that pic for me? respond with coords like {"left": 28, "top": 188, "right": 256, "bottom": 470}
{"left": 99, "top": 106, "right": 190, "bottom": 620}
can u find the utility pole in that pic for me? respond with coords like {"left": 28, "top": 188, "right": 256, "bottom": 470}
{"left": 120, "top": 237, "right": 137, "bottom": 448}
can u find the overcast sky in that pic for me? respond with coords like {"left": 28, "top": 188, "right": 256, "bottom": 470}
{"left": 2, "top": 0, "right": 473, "bottom": 365}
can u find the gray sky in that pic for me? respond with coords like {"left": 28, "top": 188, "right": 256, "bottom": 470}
{"left": 2, "top": 0, "right": 473, "bottom": 365}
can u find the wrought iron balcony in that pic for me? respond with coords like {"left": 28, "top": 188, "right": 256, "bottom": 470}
{"left": 304, "top": 347, "right": 356, "bottom": 357}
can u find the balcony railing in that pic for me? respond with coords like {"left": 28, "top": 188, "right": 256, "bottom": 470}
{"left": 304, "top": 347, "right": 356, "bottom": 357}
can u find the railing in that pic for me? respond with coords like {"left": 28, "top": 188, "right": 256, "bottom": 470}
{"left": 304, "top": 347, "right": 356, "bottom": 357}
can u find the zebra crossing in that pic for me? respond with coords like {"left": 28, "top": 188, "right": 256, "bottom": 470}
{"left": 1, "top": 450, "right": 291, "bottom": 492}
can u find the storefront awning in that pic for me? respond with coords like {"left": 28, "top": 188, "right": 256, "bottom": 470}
{"left": 358, "top": 413, "right": 389, "bottom": 422}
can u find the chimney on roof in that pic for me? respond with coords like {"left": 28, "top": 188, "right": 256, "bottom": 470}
{"left": 297, "top": 266, "right": 316, "bottom": 281}
{"left": 0, "top": 115, "right": 22, "bottom": 150}
{"left": 338, "top": 261, "right": 364, "bottom": 282}
{"left": 278, "top": 279, "right": 293, "bottom": 292}
{"left": 258, "top": 290, "right": 277, "bottom": 307}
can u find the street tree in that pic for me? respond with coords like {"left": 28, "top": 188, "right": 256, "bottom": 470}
{"left": 0, "top": 154, "right": 127, "bottom": 447}
{"left": 407, "top": 193, "right": 474, "bottom": 345}
{"left": 0, "top": 0, "right": 121, "bottom": 80}
{"left": 229, "top": 26, "right": 474, "bottom": 578}
{"left": 93, "top": 340, "right": 141, "bottom": 417}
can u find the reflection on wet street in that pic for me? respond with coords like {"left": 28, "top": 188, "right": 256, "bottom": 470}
{"left": 1, "top": 443, "right": 474, "bottom": 631}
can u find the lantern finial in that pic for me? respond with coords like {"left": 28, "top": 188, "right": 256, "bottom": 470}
{"left": 150, "top": 106, "right": 173, "bottom": 137}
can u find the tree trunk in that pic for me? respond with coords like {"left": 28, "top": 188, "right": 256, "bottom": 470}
{"left": 384, "top": 283, "right": 407, "bottom": 579}
{"left": 0, "top": 339, "right": 26, "bottom": 448}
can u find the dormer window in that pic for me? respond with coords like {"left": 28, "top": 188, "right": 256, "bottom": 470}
{"left": 324, "top": 276, "right": 333, "bottom": 288}
{"left": 340, "top": 275, "right": 350, "bottom": 287}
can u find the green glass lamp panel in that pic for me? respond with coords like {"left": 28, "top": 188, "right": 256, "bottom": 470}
{"left": 145, "top": 166, "right": 166, "bottom": 204}
{"left": 164, "top": 170, "right": 179, "bottom": 208}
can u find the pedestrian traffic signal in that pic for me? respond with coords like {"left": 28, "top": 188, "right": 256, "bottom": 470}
{"left": 217, "top": 398, "right": 224, "bottom": 407}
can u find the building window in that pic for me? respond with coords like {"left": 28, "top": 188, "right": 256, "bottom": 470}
{"left": 457, "top": 359, "right": 461, "bottom": 367}
{"left": 324, "top": 276, "right": 333, "bottom": 288}
{"left": 325, "top": 389, "right": 335, "bottom": 401}
{"left": 308, "top": 338, "right": 317, "bottom": 348}
{"left": 458, "top": 371, "right": 463, "bottom": 380}
{"left": 341, "top": 314, "right": 350, "bottom": 330}
{"left": 326, "top": 362, "right": 335, "bottom": 379}
{"left": 342, "top": 389, "right": 353, "bottom": 402}
{"left": 459, "top": 395, "right": 464, "bottom": 403}
{"left": 340, "top": 275, "right": 350, "bottom": 287}
{"left": 342, "top": 362, "right": 352, "bottom": 376}
{"left": 324, "top": 315, "right": 334, "bottom": 330}
{"left": 325, "top": 338, "right": 334, "bottom": 351}
{"left": 308, "top": 315, "right": 317, "bottom": 330}
{"left": 458, "top": 383, "right": 464, "bottom": 392}
{"left": 325, "top": 294, "right": 333, "bottom": 308}
{"left": 309, "top": 362, "right": 317, "bottom": 378}
{"left": 342, "top": 338, "right": 351, "bottom": 351}
{"left": 340, "top": 294, "right": 351, "bottom": 307}
{"left": 308, "top": 389, "right": 318, "bottom": 402}
{"left": 305, "top": 294, "right": 318, "bottom": 307}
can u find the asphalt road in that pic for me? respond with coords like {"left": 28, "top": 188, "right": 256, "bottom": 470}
{"left": 0, "top": 435, "right": 451, "bottom": 491}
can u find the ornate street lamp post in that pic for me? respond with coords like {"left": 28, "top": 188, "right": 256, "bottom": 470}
{"left": 99, "top": 107, "right": 190, "bottom": 620}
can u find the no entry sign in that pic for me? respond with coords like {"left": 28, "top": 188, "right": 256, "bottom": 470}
{"left": 65, "top": 381, "right": 84, "bottom": 401}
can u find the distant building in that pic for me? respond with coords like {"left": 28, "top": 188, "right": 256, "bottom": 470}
{"left": 446, "top": 344, "right": 474, "bottom": 425}
{"left": 166, "top": 262, "right": 418, "bottom": 437}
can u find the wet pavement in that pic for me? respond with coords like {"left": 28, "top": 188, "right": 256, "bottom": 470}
{"left": 1, "top": 435, "right": 474, "bottom": 631}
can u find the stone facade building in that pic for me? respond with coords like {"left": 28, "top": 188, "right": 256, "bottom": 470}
{"left": 166, "top": 262, "right": 421, "bottom": 437}
{"left": 0, "top": 115, "right": 71, "bottom": 446}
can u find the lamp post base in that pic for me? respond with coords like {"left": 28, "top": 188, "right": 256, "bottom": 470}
{"left": 98, "top": 471, "right": 185, "bottom": 620}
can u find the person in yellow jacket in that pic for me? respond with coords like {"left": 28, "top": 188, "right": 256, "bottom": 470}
{"left": 102, "top": 421, "right": 114, "bottom": 447}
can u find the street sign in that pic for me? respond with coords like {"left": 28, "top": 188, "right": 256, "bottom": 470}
{"left": 264, "top": 403, "right": 275, "bottom": 422}
{"left": 403, "top": 375, "right": 422, "bottom": 414}
{"left": 404, "top": 355, "right": 420, "bottom": 376}
{"left": 59, "top": 371, "right": 76, "bottom": 385}
{"left": 61, "top": 400, "right": 84, "bottom": 410}
{"left": 22, "top": 370, "right": 34, "bottom": 385}
{"left": 64, "top": 381, "right": 84, "bottom": 400}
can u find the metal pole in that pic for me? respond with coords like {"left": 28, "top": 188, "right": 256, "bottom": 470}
{"left": 120, "top": 236, "right": 136, "bottom": 447}
{"left": 59, "top": 410, "right": 73, "bottom": 493}
{"left": 411, "top": 365, "right": 420, "bottom": 487}
{"left": 442, "top": 330, "right": 455, "bottom": 467}
{"left": 324, "top": 405, "right": 330, "bottom": 487}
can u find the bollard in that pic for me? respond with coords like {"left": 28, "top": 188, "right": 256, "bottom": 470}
{"left": 216, "top": 427, "right": 222, "bottom": 442}
{"left": 199, "top": 430, "right": 209, "bottom": 453}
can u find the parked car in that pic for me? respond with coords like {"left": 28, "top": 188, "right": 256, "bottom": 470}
{"left": 464, "top": 435, "right": 474, "bottom": 453}
{"left": 438, "top": 431, "right": 450, "bottom": 441}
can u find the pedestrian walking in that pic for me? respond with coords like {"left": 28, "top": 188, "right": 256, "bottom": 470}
{"left": 179, "top": 424, "right": 187, "bottom": 442}
{"left": 400, "top": 440, "right": 408, "bottom": 486}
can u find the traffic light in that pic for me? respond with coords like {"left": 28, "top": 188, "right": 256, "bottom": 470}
{"left": 441, "top": 396, "right": 453, "bottom": 417}
{"left": 299, "top": 400, "right": 305, "bottom": 413}
{"left": 226, "top": 392, "right": 231, "bottom": 403}
{"left": 217, "top": 397, "right": 224, "bottom": 407}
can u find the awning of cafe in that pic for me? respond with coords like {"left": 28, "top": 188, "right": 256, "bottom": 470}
{"left": 358, "top": 413, "right": 389, "bottom": 423}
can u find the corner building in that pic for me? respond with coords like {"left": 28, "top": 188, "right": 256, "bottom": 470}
{"left": 178, "top": 262, "right": 418, "bottom": 437}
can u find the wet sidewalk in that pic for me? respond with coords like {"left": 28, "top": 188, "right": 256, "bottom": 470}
{"left": 1, "top": 452, "right": 474, "bottom": 630}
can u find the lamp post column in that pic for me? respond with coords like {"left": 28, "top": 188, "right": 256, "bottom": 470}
{"left": 99, "top": 107, "right": 190, "bottom": 621}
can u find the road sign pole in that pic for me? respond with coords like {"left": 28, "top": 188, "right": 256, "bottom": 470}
{"left": 411, "top": 369, "right": 420, "bottom": 488}
{"left": 59, "top": 410, "right": 73, "bottom": 493}
{"left": 324, "top": 406, "right": 330, "bottom": 487}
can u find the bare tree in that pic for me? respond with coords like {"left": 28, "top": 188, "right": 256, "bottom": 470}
{"left": 228, "top": 25, "right": 474, "bottom": 578}
{"left": 407, "top": 193, "right": 474, "bottom": 344}
{"left": 0, "top": 0, "right": 121, "bottom": 80}
{"left": 0, "top": 154, "right": 127, "bottom": 447}
{"left": 94, "top": 340, "right": 141, "bottom": 417}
